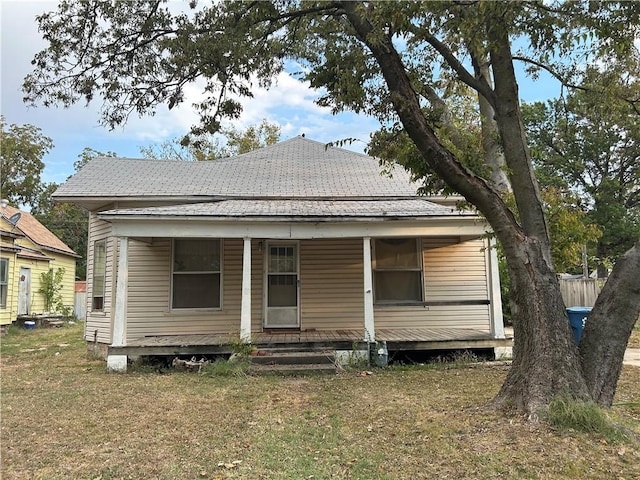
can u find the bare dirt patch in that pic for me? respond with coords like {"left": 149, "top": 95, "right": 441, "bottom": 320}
{"left": 2, "top": 323, "right": 639, "bottom": 479}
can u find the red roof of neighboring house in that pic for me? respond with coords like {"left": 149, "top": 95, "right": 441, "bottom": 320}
{"left": 1, "top": 205, "right": 78, "bottom": 257}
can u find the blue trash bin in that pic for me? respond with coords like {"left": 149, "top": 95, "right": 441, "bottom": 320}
{"left": 566, "top": 307, "right": 591, "bottom": 344}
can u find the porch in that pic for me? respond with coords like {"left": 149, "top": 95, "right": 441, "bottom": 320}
{"left": 108, "top": 327, "right": 514, "bottom": 358}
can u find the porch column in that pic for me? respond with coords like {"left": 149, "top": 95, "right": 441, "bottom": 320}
{"left": 363, "top": 237, "right": 375, "bottom": 342}
{"left": 107, "top": 237, "right": 129, "bottom": 372}
{"left": 486, "top": 236, "right": 505, "bottom": 339}
{"left": 240, "top": 237, "right": 252, "bottom": 342}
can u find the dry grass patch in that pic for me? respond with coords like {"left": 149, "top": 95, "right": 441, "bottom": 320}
{"left": 2, "top": 323, "right": 639, "bottom": 480}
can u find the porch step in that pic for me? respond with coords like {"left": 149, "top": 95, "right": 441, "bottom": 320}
{"left": 250, "top": 350, "right": 335, "bottom": 366}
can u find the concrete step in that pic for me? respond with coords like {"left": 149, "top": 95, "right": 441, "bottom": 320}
{"left": 250, "top": 350, "right": 335, "bottom": 366}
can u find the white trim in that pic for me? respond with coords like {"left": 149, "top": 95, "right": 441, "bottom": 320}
{"left": 486, "top": 237, "right": 505, "bottom": 339}
{"left": 108, "top": 218, "right": 488, "bottom": 240}
{"left": 363, "top": 237, "right": 375, "bottom": 342}
{"left": 240, "top": 237, "right": 252, "bottom": 342}
{"left": 112, "top": 237, "right": 128, "bottom": 347}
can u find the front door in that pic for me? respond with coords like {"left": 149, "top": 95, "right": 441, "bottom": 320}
{"left": 265, "top": 242, "right": 299, "bottom": 328}
{"left": 18, "top": 267, "right": 31, "bottom": 315}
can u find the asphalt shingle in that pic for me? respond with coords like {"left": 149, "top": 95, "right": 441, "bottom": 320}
{"left": 99, "top": 198, "right": 473, "bottom": 219}
{"left": 53, "top": 136, "right": 418, "bottom": 200}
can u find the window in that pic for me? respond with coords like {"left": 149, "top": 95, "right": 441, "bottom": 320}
{"left": 172, "top": 239, "right": 221, "bottom": 309}
{"left": 0, "top": 258, "right": 8, "bottom": 308}
{"left": 92, "top": 240, "right": 106, "bottom": 311}
{"left": 373, "top": 238, "right": 423, "bottom": 303}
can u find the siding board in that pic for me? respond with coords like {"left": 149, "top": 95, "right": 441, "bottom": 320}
{"left": 299, "top": 238, "right": 364, "bottom": 330}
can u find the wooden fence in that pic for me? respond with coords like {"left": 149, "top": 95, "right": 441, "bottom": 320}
{"left": 559, "top": 278, "right": 603, "bottom": 307}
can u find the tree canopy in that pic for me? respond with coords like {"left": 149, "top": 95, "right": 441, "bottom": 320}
{"left": 23, "top": 0, "right": 640, "bottom": 416}
{"left": 523, "top": 71, "right": 640, "bottom": 275}
{"left": 31, "top": 148, "right": 118, "bottom": 280}
{"left": 140, "top": 119, "right": 281, "bottom": 161}
{"left": 0, "top": 116, "right": 52, "bottom": 208}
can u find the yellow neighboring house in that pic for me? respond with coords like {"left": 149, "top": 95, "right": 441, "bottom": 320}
{"left": 0, "top": 203, "right": 79, "bottom": 326}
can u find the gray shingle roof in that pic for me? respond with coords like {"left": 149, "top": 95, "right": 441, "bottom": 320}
{"left": 54, "top": 136, "right": 418, "bottom": 200}
{"left": 99, "top": 199, "right": 472, "bottom": 220}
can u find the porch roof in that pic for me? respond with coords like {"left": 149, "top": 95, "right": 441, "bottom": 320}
{"left": 98, "top": 198, "right": 476, "bottom": 221}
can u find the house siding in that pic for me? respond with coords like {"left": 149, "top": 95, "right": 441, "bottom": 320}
{"left": 0, "top": 251, "right": 18, "bottom": 325}
{"left": 44, "top": 252, "right": 76, "bottom": 314}
{"left": 299, "top": 238, "right": 364, "bottom": 330}
{"left": 84, "top": 212, "right": 115, "bottom": 343}
{"left": 125, "top": 238, "right": 264, "bottom": 340}
{"left": 374, "top": 237, "right": 491, "bottom": 331}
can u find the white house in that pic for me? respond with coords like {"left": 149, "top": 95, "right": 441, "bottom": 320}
{"left": 53, "top": 136, "right": 509, "bottom": 371}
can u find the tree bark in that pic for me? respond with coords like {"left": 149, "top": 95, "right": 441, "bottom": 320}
{"left": 493, "top": 236, "right": 590, "bottom": 416}
{"left": 486, "top": 18, "right": 552, "bottom": 264}
{"left": 469, "top": 48, "right": 511, "bottom": 193}
{"left": 580, "top": 240, "right": 640, "bottom": 406}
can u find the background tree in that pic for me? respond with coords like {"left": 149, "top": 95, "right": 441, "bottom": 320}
{"left": 23, "top": 0, "right": 640, "bottom": 416}
{"left": 0, "top": 116, "right": 52, "bottom": 208}
{"left": 32, "top": 148, "right": 117, "bottom": 280}
{"left": 140, "top": 119, "right": 281, "bottom": 161}
{"left": 522, "top": 72, "right": 640, "bottom": 277}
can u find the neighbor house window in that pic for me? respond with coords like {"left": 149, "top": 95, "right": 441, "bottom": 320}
{"left": 0, "top": 258, "right": 8, "bottom": 308}
{"left": 373, "top": 238, "right": 423, "bottom": 303}
{"left": 172, "top": 239, "right": 221, "bottom": 309}
{"left": 92, "top": 240, "right": 106, "bottom": 311}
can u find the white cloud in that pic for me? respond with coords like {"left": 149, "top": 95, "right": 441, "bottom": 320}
{"left": 1, "top": 0, "right": 379, "bottom": 184}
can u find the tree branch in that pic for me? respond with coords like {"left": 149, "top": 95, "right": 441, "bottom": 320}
{"left": 420, "top": 31, "right": 497, "bottom": 107}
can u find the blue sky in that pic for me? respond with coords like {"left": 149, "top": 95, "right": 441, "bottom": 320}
{"left": 1, "top": 1, "right": 561, "bottom": 188}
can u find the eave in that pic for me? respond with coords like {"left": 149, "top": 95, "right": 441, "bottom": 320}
{"left": 99, "top": 215, "right": 490, "bottom": 240}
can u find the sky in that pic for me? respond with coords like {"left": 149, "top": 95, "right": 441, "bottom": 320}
{"left": 1, "top": 0, "right": 562, "bottom": 189}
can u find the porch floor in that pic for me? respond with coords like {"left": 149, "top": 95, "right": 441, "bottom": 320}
{"left": 111, "top": 327, "right": 513, "bottom": 357}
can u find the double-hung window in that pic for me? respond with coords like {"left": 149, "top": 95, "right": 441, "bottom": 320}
{"left": 92, "top": 240, "right": 106, "bottom": 311}
{"left": 172, "top": 239, "right": 222, "bottom": 309}
{"left": 0, "top": 258, "right": 8, "bottom": 308}
{"left": 373, "top": 238, "right": 423, "bottom": 303}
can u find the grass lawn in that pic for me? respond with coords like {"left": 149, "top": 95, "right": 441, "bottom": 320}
{"left": 1, "top": 322, "right": 639, "bottom": 480}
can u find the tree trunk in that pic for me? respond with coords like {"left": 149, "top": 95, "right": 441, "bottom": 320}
{"left": 580, "top": 240, "right": 640, "bottom": 406}
{"left": 493, "top": 237, "right": 591, "bottom": 416}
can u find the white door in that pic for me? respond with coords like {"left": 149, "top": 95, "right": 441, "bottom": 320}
{"left": 264, "top": 243, "right": 299, "bottom": 328}
{"left": 18, "top": 267, "right": 31, "bottom": 315}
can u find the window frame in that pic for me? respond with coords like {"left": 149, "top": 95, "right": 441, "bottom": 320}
{"left": 373, "top": 237, "right": 424, "bottom": 305}
{"left": 171, "top": 238, "right": 223, "bottom": 311}
{"left": 0, "top": 258, "right": 8, "bottom": 308}
{"left": 92, "top": 239, "right": 106, "bottom": 312}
